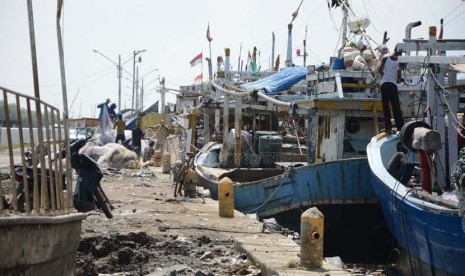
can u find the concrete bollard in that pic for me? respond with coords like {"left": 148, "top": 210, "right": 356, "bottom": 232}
{"left": 300, "top": 207, "right": 324, "bottom": 268}
{"left": 218, "top": 177, "right": 234, "bottom": 218}
{"left": 162, "top": 153, "right": 171, "bottom": 174}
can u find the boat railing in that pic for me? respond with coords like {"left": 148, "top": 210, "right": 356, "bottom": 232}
{"left": 1, "top": 86, "right": 72, "bottom": 216}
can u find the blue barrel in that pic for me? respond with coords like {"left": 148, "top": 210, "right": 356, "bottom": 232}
{"left": 331, "top": 57, "right": 354, "bottom": 89}
{"left": 330, "top": 58, "right": 345, "bottom": 70}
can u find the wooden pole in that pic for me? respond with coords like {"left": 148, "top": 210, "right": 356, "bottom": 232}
{"left": 26, "top": 99, "right": 40, "bottom": 213}
{"left": 3, "top": 92, "right": 18, "bottom": 213}
{"left": 27, "top": 0, "right": 48, "bottom": 212}
{"left": 16, "top": 95, "right": 30, "bottom": 212}
{"left": 56, "top": 0, "right": 72, "bottom": 209}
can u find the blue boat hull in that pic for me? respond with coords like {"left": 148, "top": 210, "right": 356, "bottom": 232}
{"left": 197, "top": 158, "right": 377, "bottom": 217}
{"left": 371, "top": 174, "right": 465, "bottom": 275}
{"left": 368, "top": 134, "right": 465, "bottom": 275}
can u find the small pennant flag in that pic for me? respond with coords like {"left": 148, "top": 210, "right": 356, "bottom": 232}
{"left": 206, "top": 24, "right": 213, "bottom": 42}
{"left": 194, "top": 73, "right": 203, "bottom": 83}
{"left": 292, "top": 10, "right": 298, "bottom": 19}
{"left": 291, "top": 0, "right": 303, "bottom": 22}
{"left": 438, "top": 18, "right": 443, "bottom": 40}
{"left": 190, "top": 52, "right": 203, "bottom": 67}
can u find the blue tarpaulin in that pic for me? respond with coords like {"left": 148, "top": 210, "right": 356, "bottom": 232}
{"left": 125, "top": 117, "right": 138, "bottom": 130}
{"left": 239, "top": 67, "right": 308, "bottom": 94}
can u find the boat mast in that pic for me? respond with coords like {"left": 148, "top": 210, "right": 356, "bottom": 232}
{"left": 341, "top": 0, "right": 348, "bottom": 46}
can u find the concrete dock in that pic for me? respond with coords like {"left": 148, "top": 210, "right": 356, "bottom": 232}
{"left": 180, "top": 192, "right": 350, "bottom": 275}
{"left": 1, "top": 148, "right": 351, "bottom": 275}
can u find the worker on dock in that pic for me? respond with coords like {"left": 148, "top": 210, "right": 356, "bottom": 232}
{"left": 113, "top": 113, "right": 126, "bottom": 144}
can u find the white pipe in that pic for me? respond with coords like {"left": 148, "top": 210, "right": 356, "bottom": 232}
{"left": 257, "top": 92, "right": 293, "bottom": 107}
{"left": 211, "top": 82, "right": 253, "bottom": 97}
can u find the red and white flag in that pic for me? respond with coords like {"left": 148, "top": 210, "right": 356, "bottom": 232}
{"left": 206, "top": 24, "right": 213, "bottom": 42}
{"left": 194, "top": 73, "right": 203, "bottom": 83}
{"left": 438, "top": 18, "right": 444, "bottom": 40}
{"left": 190, "top": 52, "right": 202, "bottom": 67}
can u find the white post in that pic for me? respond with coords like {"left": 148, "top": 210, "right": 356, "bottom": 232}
{"left": 222, "top": 49, "right": 231, "bottom": 165}
{"left": 447, "top": 70, "right": 459, "bottom": 174}
{"left": 426, "top": 27, "right": 438, "bottom": 128}
{"left": 285, "top": 24, "right": 293, "bottom": 67}
{"left": 235, "top": 96, "right": 242, "bottom": 167}
{"left": 215, "top": 109, "right": 221, "bottom": 134}
{"left": 216, "top": 57, "right": 222, "bottom": 101}
{"left": 161, "top": 77, "right": 166, "bottom": 114}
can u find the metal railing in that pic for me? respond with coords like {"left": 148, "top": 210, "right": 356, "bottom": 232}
{"left": 0, "top": 87, "right": 72, "bottom": 215}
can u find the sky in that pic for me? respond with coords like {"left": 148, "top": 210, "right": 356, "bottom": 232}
{"left": 0, "top": 0, "right": 464, "bottom": 118}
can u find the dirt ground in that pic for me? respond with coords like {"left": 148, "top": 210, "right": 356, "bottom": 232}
{"left": 75, "top": 168, "right": 261, "bottom": 276}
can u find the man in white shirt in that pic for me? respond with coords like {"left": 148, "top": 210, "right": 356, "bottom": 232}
{"left": 378, "top": 49, "right": 405, "bottom": 133}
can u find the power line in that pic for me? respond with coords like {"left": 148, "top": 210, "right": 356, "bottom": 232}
{"left": 443, "top": 1, "right": 465, "bottom": 20}
{"left": 362, "top": 0, "right": 384, "bottom": 36}
{"left": 444, "top": 7, "right": 465, "bottom": 26}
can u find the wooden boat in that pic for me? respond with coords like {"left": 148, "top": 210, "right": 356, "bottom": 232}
{"left": 194, "top": 62, "right": 389, "bottom": 217}
{"left": 195, "top": 141, "right": 375, "bottom": 217}
{"left": 367, "top": 30, "right": 465, "bottom": 275}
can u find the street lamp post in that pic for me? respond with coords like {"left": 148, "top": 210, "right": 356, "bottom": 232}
{"left": 132, "top": 50, "right": 146, "bottom": 115}
{"left": 92, "top": 49, "right": 122, "bottom": 113}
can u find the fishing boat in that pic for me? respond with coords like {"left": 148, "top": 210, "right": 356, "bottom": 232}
{"left": 367, "top": 26, "right": 465, "bottom": 275}
{"left": 192, "top": 1, "right": 409, "bottom": 218}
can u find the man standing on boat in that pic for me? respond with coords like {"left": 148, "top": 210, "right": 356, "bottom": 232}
{"left": 378, "top": 48, "right": 405, "bottom": 133}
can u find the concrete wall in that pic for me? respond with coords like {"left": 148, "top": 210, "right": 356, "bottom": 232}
{"left": 0, "top": 213, "right": 87, "bottom": 276}
{"left": 0, "top": 128, "right": 65, "bottom": 147}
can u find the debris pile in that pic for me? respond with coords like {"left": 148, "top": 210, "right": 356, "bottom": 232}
{"left": 75, "top": 232, "right": 260, "bottom": 276}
